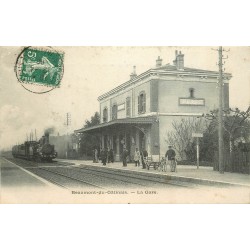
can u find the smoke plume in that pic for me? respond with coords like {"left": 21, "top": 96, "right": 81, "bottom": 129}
{"left": 44, "top": 127, "right": 55, "bottom": 134}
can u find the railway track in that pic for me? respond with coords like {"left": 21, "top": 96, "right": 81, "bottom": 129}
{"left": 4, "top": 157, "right": 197, "bottom": 189}
{"left": 27, "top": 165, "right": 196, "bottom": 189}
{"left": 30, "top": 167, "right": 105, "bottom": 189}
{"left": 74, "top": 166, "right": 196, "bottom": 188}
{"left": 35, "top": 166, "right": 148, "bottom": 189}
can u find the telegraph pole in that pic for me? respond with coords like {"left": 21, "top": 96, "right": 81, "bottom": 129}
{"left": 65, "top": 112, "right": 71, "bottom": 158}
{"left": 218, "top": 46, "right": 224, "bottom": 174}
{"left": 66, "top": 112, "right": 71, "bottom": 128}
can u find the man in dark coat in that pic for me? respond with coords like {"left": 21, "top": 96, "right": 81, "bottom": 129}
{"left": 122, "top": 147, "right": 128, "bottom": 167}
{"left": 141, "top": 148, "right": 148, "bottom": 169}
{"left": 100, "top": 148, "right": 107, "bottom": 166}
{"left": 165, "top": 146, "right": 176, "bottom": 172}
{"left": 107, "top": 147, "right": 110, "bottom": 163}
{"left": 109, "top": 148, "right": 114, "bottom": 163}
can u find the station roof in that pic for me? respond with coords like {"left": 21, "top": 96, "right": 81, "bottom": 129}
{"left": 98, "top": 63, "right": 232, "bottom": 101}
{"left": 153, "top": 64, "right": 220, "bottom": 74}
{"left": 74, "top": 116, "right": 157, "bottom": 134}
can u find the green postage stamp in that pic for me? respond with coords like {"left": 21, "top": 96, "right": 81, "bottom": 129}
{"left": 15, "top": 47, "right": 64, "bottom": 88}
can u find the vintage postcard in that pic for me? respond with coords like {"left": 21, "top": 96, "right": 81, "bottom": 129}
{"left": 0, "top": 46, "right": 249, "bottom": 204}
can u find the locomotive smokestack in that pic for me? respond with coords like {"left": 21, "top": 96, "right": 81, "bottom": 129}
{"left": 44, "top": 127, "right": 54, "bottom": 144}
{"left": 44, "top": 132, "right": 49, "bottom": 144}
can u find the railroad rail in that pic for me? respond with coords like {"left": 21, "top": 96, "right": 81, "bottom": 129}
{"left": 75, "top": 166, "right": 196, "bottom": 188}
{"left": 27, "top": 167, "right": 105, "bottom": 190}
{"left": 4, "top": 157, "right": 197, "bottom": 189}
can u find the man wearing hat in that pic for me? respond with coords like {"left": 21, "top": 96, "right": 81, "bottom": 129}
{"left": 165, "top": 145, "right": 176, "bottom": 172}
{"left": 122, "top": 147, "right": 129, "bottom": 167}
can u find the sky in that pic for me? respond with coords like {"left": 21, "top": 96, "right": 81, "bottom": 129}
{"left": 0, "top": 46, "right": 249, "bottom": 150}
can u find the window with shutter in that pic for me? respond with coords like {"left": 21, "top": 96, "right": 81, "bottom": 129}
{"left": 112, "top": 104, "right": 117, "bottom": 120}
{"left": 126, "top": 97, "right": 131, "bottom": 117}
{"left": 143, "top": 93, "right": 146, "bottom": 113}
{"left": 138, "top": 96, "right": 140, "bottom": 114}
{"left": 103, "top": 108, "right": 108, "bottom": 123}
{"left": 138, "top": 91, "right": 146, "bottom": 114}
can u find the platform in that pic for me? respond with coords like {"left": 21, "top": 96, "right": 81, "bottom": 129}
{"left": 0, "top": 157, "right": 66, "bottom": 203}
{"left": 0, "top": 157, "right": 51, "bottom": 188}
{"left": 57, "top": 159, "right": 250, "bottom": 187}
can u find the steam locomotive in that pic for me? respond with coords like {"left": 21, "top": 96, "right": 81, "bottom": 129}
{"left": 12, "top": 132, "right": 57, "bottom": 162}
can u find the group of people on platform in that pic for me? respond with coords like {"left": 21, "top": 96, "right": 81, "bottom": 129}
{"left": 93, "top": 145, "right": 176, "bottom": 172}
{"left": 133, "top": 146, "right": 176, "bottom": 172}
{"left": 93, "top": 148, "right": 114, "bottom": 166}
{"left": 121, "top": 147, "right": 149, "bottom": 168}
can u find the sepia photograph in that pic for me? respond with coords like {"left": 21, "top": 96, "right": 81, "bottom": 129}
{"left": 1, "top": 2, "right": 250, "bottom": 250}
{"left": 0, "top": 46, "right": 249, "bottom": 203}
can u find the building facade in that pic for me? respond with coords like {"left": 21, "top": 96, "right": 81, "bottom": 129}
{"left": 75, "top": 51, "right": 232, "bottom": 161}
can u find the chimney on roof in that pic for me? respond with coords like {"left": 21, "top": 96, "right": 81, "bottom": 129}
{"left": 156, "top": 56, "right": 163, "bottom": 67}
{"left": 173, "top": 50, "right": 178, "bottom": 66}
{"left": 130, "top": 66, "right": 137, "bottom": 80}
{"left": 173, "top": 50, "right": 184, "bottom": 70}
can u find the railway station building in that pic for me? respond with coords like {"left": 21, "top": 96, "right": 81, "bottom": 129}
{"left": 75, "top": 51, "right": 232, "bottom": 162}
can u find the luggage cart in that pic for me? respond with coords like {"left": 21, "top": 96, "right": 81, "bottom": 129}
{"left": 145, "top": 155, "right": 160, "bottom": 170}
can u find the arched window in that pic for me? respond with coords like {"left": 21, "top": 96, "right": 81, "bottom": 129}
{"left": 138, "top": 91, "right": 146, "bottom": 114}
{"left": 189, "top": 88, "right": 195, "bottom": 98}
{"left": 112, "top": 104, "right": 117, "bottom": 120}
{"left": 103, "top": 107, "right": 108, "bottom": 123}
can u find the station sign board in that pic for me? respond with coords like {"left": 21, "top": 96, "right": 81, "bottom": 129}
{"left": 179, "top": 98, "right": 205, "bottom": 106}
{"left": 192, "top": 133, "right": 203, "bottom": 138}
